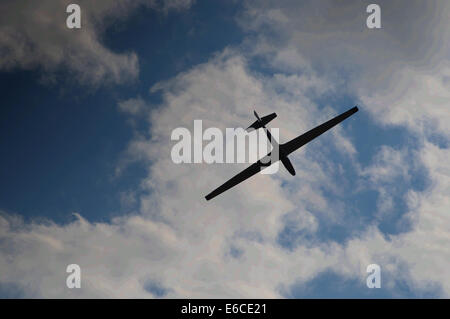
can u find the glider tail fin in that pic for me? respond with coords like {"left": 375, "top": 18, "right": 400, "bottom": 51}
{"left": 246, "top": 111, "right": 277, "bottom": 132}
{"left": 253, "top": 110, "right": 262, "bottom": 122}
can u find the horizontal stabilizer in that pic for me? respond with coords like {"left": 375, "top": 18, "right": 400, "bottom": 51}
{"left": 246, "top": 112, "right": 277, "bottom": 132}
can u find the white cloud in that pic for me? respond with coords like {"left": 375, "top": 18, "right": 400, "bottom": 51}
{"left": 360, "top": 64, "right": 450, "bottom": 138}
{"left": 0, "top": 0, "right": 193, "bottom": 85}
{"left": 118, "top": 97, "right": 148, "bottom": 116}
{"left": 361, "top": 146, "right": 410, "bottom": 184}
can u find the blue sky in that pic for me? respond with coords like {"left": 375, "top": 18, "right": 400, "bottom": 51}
{"left": 0, "top": 0, "right": 449, "bottom": 298}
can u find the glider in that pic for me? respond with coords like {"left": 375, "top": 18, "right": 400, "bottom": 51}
{"left": 205, "top": 106, "right": 358, "bottom": 200}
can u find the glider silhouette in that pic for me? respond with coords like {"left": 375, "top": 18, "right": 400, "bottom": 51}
{"left": 205, "top": 106, "right": 358, "bottom": 200}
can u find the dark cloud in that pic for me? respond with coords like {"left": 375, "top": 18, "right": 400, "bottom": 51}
{"left": 0, "top": 0, "right": 193, "bottom": 85}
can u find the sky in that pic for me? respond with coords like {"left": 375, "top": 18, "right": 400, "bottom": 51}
{"left": 0, "top": 0, "right": 449, "bottom": 298}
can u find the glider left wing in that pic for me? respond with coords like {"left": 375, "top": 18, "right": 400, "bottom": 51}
{"left": 204, "top": 155, "right": 271, "bottom": 201}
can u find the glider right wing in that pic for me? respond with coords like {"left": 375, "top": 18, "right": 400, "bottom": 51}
{"left": 281, "top": 106, "right": 358, "bottom": 156}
